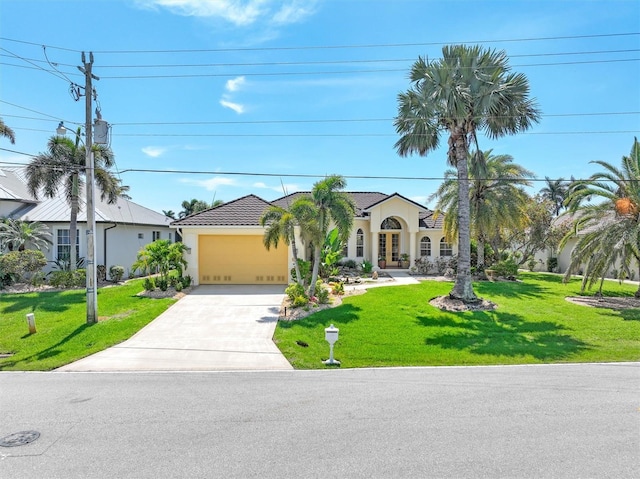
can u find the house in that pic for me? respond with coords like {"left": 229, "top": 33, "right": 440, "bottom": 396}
{"left": 0, "top": 167, "right": 173, "bottom": 278}
{"left": 171, "top": 192, "right": 456, "bottom": 286}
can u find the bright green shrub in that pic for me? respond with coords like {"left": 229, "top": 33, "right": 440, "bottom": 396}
{"left": 143, "top": 277, "right": 155, "bottom": 291}
{"left": 285, "top": 282, "right": 306, "bottom": 302}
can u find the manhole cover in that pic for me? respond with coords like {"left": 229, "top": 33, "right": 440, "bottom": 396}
{"left": 0, "top": 430, "right": 40, "bottom": 447}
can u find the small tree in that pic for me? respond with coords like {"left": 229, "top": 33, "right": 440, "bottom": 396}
{"left": 132, "top": 240, "right": 188, "bottom": 283}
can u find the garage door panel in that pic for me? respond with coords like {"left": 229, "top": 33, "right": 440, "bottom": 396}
{"left": 198, "top": 235, "right": 288, "bottom": 285}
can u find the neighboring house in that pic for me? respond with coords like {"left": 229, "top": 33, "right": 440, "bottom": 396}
{"left": 0, "top": 167, "right": 173, "bottom": 278}
{"left": 172, "top": 192, "right": 456, "bottom": 286}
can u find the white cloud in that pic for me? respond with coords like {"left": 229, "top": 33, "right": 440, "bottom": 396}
{"left": 225, "top": 76, "right": 246, "bottom": 92}
{"left": 141, "top": 146, "right": 167, "bottom": 157}
{"left": 180, "top": 176, "right": 237, "bottom": 191}
{"left": 135, "top": 0, "right": 318, "bottom": 27}
{"left": 219, "top": 98, "right": 245, "bottom": 114}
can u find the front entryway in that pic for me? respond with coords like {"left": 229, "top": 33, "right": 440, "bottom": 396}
{"left": 378, "top": 232, "right": 400, "bottom": 265}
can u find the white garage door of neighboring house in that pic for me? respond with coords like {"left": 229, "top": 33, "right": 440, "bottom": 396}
{"left": 198, "top": 235, "right": 288, "bottom": 285}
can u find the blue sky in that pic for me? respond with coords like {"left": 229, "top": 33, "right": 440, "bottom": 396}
{"left": 1, "top": 0, "right": 639, "bottom": 215}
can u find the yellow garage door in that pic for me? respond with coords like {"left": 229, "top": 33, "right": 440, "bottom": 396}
{"left": 198, "top": 235, "right": 288, "bottom": 285}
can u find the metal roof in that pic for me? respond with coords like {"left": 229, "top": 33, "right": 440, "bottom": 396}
{"left": 0, "top": 167, "right": 172, "bottom": 227}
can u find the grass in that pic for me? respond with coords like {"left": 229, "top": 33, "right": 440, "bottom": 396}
{"left": 0, "top": 279, "right": 177, "bottom": 371}
{"left": 274, "top": 272, "right": 640, "bottom": 369}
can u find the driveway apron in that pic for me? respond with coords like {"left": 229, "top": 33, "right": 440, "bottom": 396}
{"left": 57, "top": 285, "right": 292, "bottom": 372}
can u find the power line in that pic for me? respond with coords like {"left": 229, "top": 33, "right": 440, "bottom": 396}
{"left": 3, "top": 32, "right": 637, "bottom": 54}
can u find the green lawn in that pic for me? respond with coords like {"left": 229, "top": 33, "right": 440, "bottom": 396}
{"left": 0, "top": 280, "right": 176, "bottom": 371}
{"left": 274, "top": 272, "right": 640, "bottom": 369}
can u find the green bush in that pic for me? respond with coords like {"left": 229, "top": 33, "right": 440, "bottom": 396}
{"left": 0, "top": 249, "right": 48, "bottom": 285}
{"left": 285, "top": 282, "right": 306, "bottom": 302}
{"left": 48, "top": 269, "right": 85, "bottom": 289}
{"left": 330, "top": 281, "right": 344, "bottom": 295}
{"left": 361, "top": 259, "right": 373, "bottom": 274}
{"left": 109, "top": 265, "right": 125, "bottom": 282}
{"left": 291, "top": 259, "right": 312, "bottom": 286}
{"left": 492, "top": 259, "right": 519, "bottom": 278}
{"left": 181, "top": 275, "right": 192, "bottom": 288}
{"left": 292, "top": 295, "right": 309, "bottom": 308}
{"left": 175, "top": 281, "right": 183, "bottom": 292}
{"left": 547, "top": 257, "right": 558, "bottom": 273}
{"left": 341, "top": 259, "right": 357, "bottom": 269}
{"left": 143, "top": 277, "right": 156, "bottom": 291}
{"left": 97, "top": 264, "right": 107, "bottom": 282}
{"left": 168, "top": 269, "right": 181, "bottom": 287}
{"left": 157, "top": 276, "right": 168, "bottom": 291}
{"left": 315, "top": 282, "right": 330, "bottom": 304}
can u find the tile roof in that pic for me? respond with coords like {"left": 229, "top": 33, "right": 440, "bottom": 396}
{"left": 0, "top": 167, "right": 172, "bottom": 227}
{"left": 171, "top": 194, "right": 273, "bottom": 226}
{"left": 175, "top": 191, "right": 442, "bottom": 229}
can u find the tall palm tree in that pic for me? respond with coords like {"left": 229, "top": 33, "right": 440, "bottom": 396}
{"left": 0, "top": 118, "right": 15, "bottom": 144}
{"left": 292, "top": 175, "right": 356, "bottom": 297}
{"left": 429, "top": 150, "right": 533, "bottom": 268}
{"left": 26, "top": 131, "right": 122, "bottom": 270}
{"left": 260, "top": 204, "right": 305, "bottom": 286}
{"left": 562, "top": 137, "right": 640, "bottom": 296}
{"left": 395, "top": 45, "right": 540, "bottom": 302}
{"left": 0, "top": 219, "right": 52, "bottom": 251}
{"left": 540, "top": 176, "right": 568, "bottom": 216}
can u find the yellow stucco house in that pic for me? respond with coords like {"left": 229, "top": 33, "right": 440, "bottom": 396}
{"left": 171, "top": 192, "right": 456, "bottom": 286}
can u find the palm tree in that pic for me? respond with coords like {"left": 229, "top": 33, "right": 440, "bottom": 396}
{"left": 0, "top": 118, "right": 15, "bottom": 144}
{"left": 540, "top": 177, "right": 568, "bottom": 216}
{"left": 429, "top": 150, "right": 533, "bottom": 269}
{"left": 163, "top": 210, "right": 176, "bottom": 219}
{"left": 395, "top": 45, "right": 540, "bottom": 302}
{"left": 562, "top": 137, "right": 640, "bottom": 296}
{"left": 179, "top": 199, "right": 210, "bottom": 218}
{"left": 0, "top": 219, "right": 52, "bottom": 251}
{"left": 26, "top": 131, "right": 123, "bottom": 270}
{"left": 260, "top": 204, "right": 305, "bottom": 286}
{"left": 292, "top": 175, "right": 356, "bottom": 297}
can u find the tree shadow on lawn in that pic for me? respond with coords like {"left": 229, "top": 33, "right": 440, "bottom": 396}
{"left": 417, "top": 310, "right": 588, "bottom": 361}
{"left": 0, "top": 290, "right": 86, "bottom": 314}
{"left": 278, "top": 304, "right": 362, "bottom": 329}
{"left": 0, "top": 322, "right": 92, "bottom": 370}
{"left": 473, "top": 279, "right": 548, "bottom": 301}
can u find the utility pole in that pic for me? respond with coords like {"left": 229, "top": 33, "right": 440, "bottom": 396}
{"left": 80, "top": 52, "right": 98, "bottom": 324}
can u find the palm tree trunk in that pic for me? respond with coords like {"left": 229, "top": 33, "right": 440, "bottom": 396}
{"left": 69, "top": 173, "right": 79, "bottom": 271}
{"left": 449, "top": 130, "right": 478, "bottom": 302}
{"left": 290, "top": 232, "right": 303, "bottom": 287}
{"left": 636, "top": 264, "right": 640, "bottom": 298}
{"left": 477, "top": 237, "right": 485, "bottom": 270}
{"left": 308, "top": 244, "right": 322, "bottom": 297}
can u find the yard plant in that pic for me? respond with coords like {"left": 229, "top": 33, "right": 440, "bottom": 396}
{"left": 274, "top": 272, "right": 640, "bottom": 369}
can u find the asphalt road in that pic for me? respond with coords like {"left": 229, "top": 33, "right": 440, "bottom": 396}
{"left": 1, "top": 363, "right": 638, "bottom": 478}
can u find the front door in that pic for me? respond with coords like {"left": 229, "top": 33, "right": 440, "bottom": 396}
{"left": 378, "top": 233, "right": 400, "bottom": 264}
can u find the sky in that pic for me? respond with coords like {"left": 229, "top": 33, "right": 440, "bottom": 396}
{"left": 1, "top": 0, "right": 639, "bottom": 216}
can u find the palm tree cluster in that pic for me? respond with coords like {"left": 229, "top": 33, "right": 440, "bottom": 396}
{"left": 0, "top": 218, "right": 52, "bottom": 252}
{"left": 562, "top": 137, "right": 640, "bottom": 296}
{"left": 261, "top": 175, "right": 356, "bottom": 297}
{"left": 394, "top": 44, "right": 540, "bottom": 303}
{"left": 429, "top": 150, "right": 533, "bottom": 269}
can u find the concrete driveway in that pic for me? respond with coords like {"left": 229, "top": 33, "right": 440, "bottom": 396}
{"left": 57, "top": 285, "right": 292, "bottom": 372}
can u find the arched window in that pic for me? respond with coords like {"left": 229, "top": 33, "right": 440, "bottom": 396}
{"left": 356, "top": 228, "right": 364, "bottom": 257}
{"left": 420, "top": 237, "right": 431, "bottom": 257}
{"left": 440, "top": 237, "right": 453, "bottom": 257}
{"left": 380, "top": 217, "right": 401, "bottom": 230}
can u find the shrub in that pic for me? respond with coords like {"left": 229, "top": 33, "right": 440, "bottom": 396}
{"left": 492, "top": 259, "right": 519, "bottom": 278}
{"left": 109, "top": 265, "right": 125, "bottom": 282}
{"left": 143, "top": 277, "right": 156, "bottom": 291}
{"left": 330, "top": 281, "right": 344, "bottom": 295}
{"left": 291, "top": 259, "right": 312, "bottom": 286}
{"left": 157, "top": 276, "right": 168, "bottom": 291}
{"left": 285, "top": 282, "right": 306, "bottom": 302}
{"left": 315, "top": 281, "right": 330, "bottom": 304}
{"left": 181, "top": 275, "right": 192, "bottom": 288}
{"left": 168, "top": 269, "right": 181, "bottom": 287}
{"left": 48, "top": 269, "right": 84, "bottom": 288}
{"left": 341, "top": 259, "right": 357, "bottom": 269}
{"left": 547, "top": 257, "right": 558, "bottom": 273}
{"left": 292, "top": 295, "right": 309, "bottom": 308}
{"left": 97, "top": 265, "right": 107, "bottom": 282}
{"left": 175, "top": 281, "right": 183, "bottom": 292}
{"left": 0, "top": 249, "right": 48, "bottom": 285}
{"left": 361, "top": 259, "right": 373, "bottom": 274}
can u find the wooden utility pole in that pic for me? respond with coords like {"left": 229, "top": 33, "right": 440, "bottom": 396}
{"left": 81, "top": 52, "right": 98, "bottom": 324}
